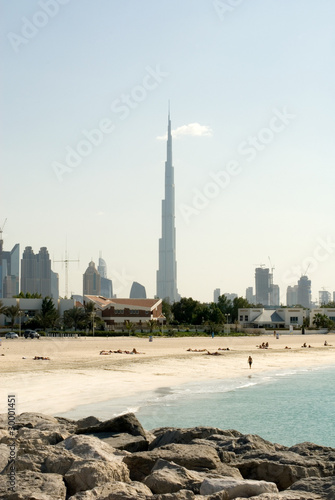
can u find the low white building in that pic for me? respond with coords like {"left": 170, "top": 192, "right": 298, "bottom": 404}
{"left": 238, "top": 307, "right": 306, "bottom": 329}
{"left": 310, "top": 308, "right": 335, "bottom": 326}
{"left": 0, "top": 298, "right": 75, "bottom": 327}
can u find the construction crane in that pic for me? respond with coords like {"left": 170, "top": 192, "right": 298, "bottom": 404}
{"left": 0, "top": 218, "right": 7, "bottom": 241}
{"left": 54, "top": 250, "right": 79, "bottom": 298}
{"left": 268, "top": 256, "right": 275, "bottom": 274}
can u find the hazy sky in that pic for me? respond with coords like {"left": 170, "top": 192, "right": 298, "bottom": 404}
{"left": 1, "top": 0, "right": 335, "bottom": 303}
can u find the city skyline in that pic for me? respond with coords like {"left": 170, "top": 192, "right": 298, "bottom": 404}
{"left": 2, "top": 1, "right": 335, "bottom": 303}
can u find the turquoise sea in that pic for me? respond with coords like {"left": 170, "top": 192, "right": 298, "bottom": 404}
{"left": 60, "top": 364, "right": 335, "bottom": 448}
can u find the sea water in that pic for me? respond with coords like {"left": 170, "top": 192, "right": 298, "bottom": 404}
{"left": 60, "top": 364, "right": 335, "bottom": 448}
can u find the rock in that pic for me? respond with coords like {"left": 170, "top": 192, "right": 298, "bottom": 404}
{"left": 67, "top": 480, "right": 152, "bottom": 499}
{"left": 0, "top": 470, "right": 66, "bottom": 500}
{"left": 98, "top": 432, "right": 149, "bottom": 452}
{"left": 43, "top": 446, "right": 78, "bottom": 475}
{"left": 234, "top": 450, "right": 323, "bottom": 490}
{"left": 0, "top": 443, "right": 10, "bottom": 473}
{"left": 149, "top": 427, "right": 242, "bottom": 450}
{"left": 288, "top": 442, "right": 335, "bottom": 476}
{"left": 200, "top": 477, "right": 278, "bottom": 497}
{"left": 233, "top": 493, "right": 322, "bottom": 500}
{"left": 76, "top": 415, "right": 102, "bottom": 430}
{"left": 288, "top": 476, "right": 335, "bottom": 500}
{"left": 152, "top": 490, "right": 196, "bottom": 499}
{"left": 76, "top": 412, "right": 147, "bottom": 438}
{"left": 57, "top": 434, "right": 128, "bottom": 461}
{"left": 16, "top": 426, "right": 69, "bottom": 446}
{"left": 123, "top": 443, "right": 222, "bottom": 481}
{"left": 64, "top": 459, "right": 130, "bottom": 496}
{"left": 143, "top": 459, "right": 204, "bottom": 494}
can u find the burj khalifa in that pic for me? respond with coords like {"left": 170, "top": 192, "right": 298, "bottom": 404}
{"left": 156, "top": 111, "right": 179, "bottom": 303}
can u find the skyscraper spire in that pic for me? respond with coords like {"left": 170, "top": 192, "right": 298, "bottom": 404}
{"left": 156, "top": 110, "right": 179, "bottom": 303}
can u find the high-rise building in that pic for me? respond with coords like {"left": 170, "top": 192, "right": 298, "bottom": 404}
{"left": 270, "top": 284, "right": 280, "bottom": 306}
{"left": 213, "top": 288, "right": 221, "bottom": 303}
{"left": 156, "top": 111, "right": 179, "bottom": 303}
{"left": 130, "top": 281, "right": 147, "bottom": 299}
{"left": 97, "top": 255, "right": 113, "bottom": 298}
{"left": 255, "top": 267, "right": 271, "bottom": 306}
{"left": 224, "top": 293, "right": 238, "bottom": 302}
{"left": 319, "top": 290, "right": 331, "bottom": 306}
{"left": 297, "top": 275, "right": 311, "bottom": 309}
{"left": 1, "top": 242, "right": 20, "bottom": 298}
{"left": 246, "top": 287, "right": 255, "bottom": 304}
{"left": 83, "top": 261, "right": 101, "bottom": 296}
{"left": 286, "top": 285, "right": 298, "bottom": 306}
{"left": 21, "top": 246, "right": 55, "bottom": 298}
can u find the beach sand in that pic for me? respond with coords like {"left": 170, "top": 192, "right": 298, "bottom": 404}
{"left": 1, "top": 333, "right": 334, "bottom": 416}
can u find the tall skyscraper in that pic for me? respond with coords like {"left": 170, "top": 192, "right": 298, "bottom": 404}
{"left": 1, "top": 243, "right": 20, "bottom": 298}
{"left": 156, "top": 110, "right": 179, "bottom": 303}
{"left": 83, "top": 261, "right": 101, "bottom": 296}
{"left": 21, "top": 246, "right": 55, "bottom": 298}
{"left": 97, "top": 254, "right": 113, "bottom": 297}
{"left": 255, "top": 267, "right": 271, "bottom": 305}
{"left": 213, "top": 288, "right": 221, "bottom": 303}
{"left": 297, "top": 275, "right": 311, "bottom": 309}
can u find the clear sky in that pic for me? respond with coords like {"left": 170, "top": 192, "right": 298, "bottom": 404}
{"left": 1, "top": 0, "right": 335, "bottom": 303}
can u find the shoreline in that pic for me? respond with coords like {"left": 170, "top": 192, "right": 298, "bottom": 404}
{"left": 1, "top": 334, "right": 334, "bottom": 417}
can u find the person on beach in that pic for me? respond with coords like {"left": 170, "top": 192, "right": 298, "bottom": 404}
{"left": 248, "top": 355, "right": 253, "bottom": 368}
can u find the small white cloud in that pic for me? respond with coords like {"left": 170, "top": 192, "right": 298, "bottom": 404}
{"left": 157, "top": 122, "right": 213, "bottom": 140}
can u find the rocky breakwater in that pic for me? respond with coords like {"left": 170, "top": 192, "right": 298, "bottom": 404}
{"left": 0, "top": 412, "right": 334, "bottom": 499}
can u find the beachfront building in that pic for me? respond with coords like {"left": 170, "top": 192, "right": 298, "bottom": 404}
{"left": 156, "top": 111, "right": 179, "bottom": 303}
{"left": 0, "top": 297, "right": 75, "bottom": 327}
{"left": 238, "top": 307, "right": 306, "bottom": 329}
{"left": 310, "top": 308, "right": 335, "bottom": 326}
{"left": 83, "top": 261, "right": 101, "bottom": 296}
{"left": 84, "top": 295, "right": 164, "bottom": 329}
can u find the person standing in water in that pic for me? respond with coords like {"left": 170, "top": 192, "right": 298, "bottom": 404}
{"left": 248, "top": 355, "right": 253, "bottom": 368}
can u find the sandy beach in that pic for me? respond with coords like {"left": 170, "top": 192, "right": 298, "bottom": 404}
{"left": 1, "top": 333, "right": 334, "bottom": 416}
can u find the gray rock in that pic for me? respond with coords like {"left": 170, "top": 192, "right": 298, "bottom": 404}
{"left": 123, "top": 443, "right": 222, "bottom": 481}
{"left": 67, "top": 480, "right": 152, "bottom": 499}
{"left": 288, "top": 476, "right": 335, "bottom": 500}
{"left": 75, "top": 415, "right": 101, "bottom": 430}
{"left": 234, "top": 450, "right": 323, "bottom": 490}
{"left": 64, "top": 459, "right": 130, "bottom": 496}
{"left": 149, "top": 427, "right": 242, "bottom": 450}
{"left": 16, "top": 426, "right": 69, "bottom": 446}
{"left": 152, "top": 490, "right": 197, "bottom": 500}
{"left": 0, "top": 443, "right": 10, "bottom": 473}
{"left": 143, "top": 459, "right": 204, "bottom": 494}
{"left": 0, "top": 470, "right": 66, "bottom": 500}
{"left": 57, "top": 434, "right": 128, "bottom": 461}
{"left": 200, "top": 477, "right": 278, "bottom": 497}
{"left": 233, "top": 493, "right": 322, "bottom": 500}
{"left": 76, "top": 412, "right": 147, "bottom": 438}
{"left": 98, "top": 432, "right": 149, "bottom": 452}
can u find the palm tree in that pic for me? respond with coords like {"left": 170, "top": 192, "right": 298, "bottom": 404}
{"left": 4, "top": 304, "right": 20, "bottom": 327}
{"left": 63, "top": 307, "right": 86, "bottom": 331}
{"left": 0, "top": 300, "right": 6, "bottom": 316}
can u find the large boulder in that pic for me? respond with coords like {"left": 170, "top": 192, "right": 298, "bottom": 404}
{"left": 287, "top": 476, "right": 335, "bottom": 500}
{"left": 16, "top": 426, "right": 69, "bottom": 446}
{"left": 200, "top": 477, "right": 278, "bottom": 497}
{"left": 234, "top": 450, "right": 324, "bottom": 490}
{"left": 151, "top": 490, "right": 197, "bottom": 500}
{"left": 123, "top": 443, "right": 222, "bottom": 481}
{"left": 149, "top": 427, "right": 242, "bottom": 450}
{"left": 76, "top": 412, "right": 147, "bottom": 438}
{"left": 143, "top": 459, "right": 204, "bottom": 494}
{"left": 67, "top": 480, "right": 153, "bottom": 499}
{"left": 0, "top": 443, "right": 10, "bottom": 474}
{"left": 57, "top": 434, "right": 128, "bottom": 462}
{"left": 99, "top": 432, "right": 149, "bottom": 452}
{"left": 64, "top": 459, "right": 130, "bottom": 496}
{"left": 14, "top": 412, "right": 75, "bottom": 433}
{"left": 0, "top": 470, "right": 66, "bottom": 500}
